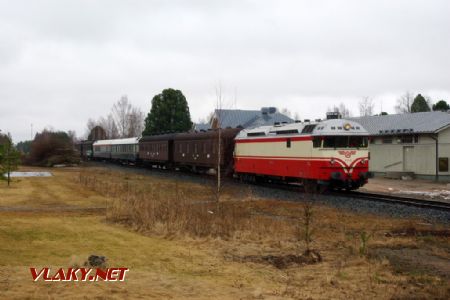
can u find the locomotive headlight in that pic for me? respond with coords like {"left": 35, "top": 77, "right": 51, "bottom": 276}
{"left": 343, "top": 123, "right": 352, "bottom": 131}
{"left": 330, "top": 159, "right": 335, "bottom": 165}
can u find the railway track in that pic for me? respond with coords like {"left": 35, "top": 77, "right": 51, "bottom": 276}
{"left": 339, "top": 191, "right": 450, "bottom": 212}
{"left": 85, "top": 161, "right": 450, "bottom": 214}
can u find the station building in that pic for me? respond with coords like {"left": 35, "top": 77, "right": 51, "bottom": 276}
{"left": 353, "top": 111, "right": 450, "bottom": 181}
{"left": 195, "top": 107, "right": 294, "bottom": 131}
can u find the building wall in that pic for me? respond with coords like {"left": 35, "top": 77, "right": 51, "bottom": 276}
{"left": 369, "top": 127, "right": 450, "bottom": 179}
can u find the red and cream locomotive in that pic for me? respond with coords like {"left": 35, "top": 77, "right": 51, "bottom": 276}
{"left": 234, "top": 119, "right": 371, "bottom": 191}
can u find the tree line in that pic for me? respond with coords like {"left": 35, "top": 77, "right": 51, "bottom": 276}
{"left": 86, "top": 88, "right": 193, "bottom": 139}
{"left": 329, "top": 93, "right": 449, "bottom": 118}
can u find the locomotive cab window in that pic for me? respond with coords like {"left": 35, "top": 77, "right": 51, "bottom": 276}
{"left": 323, "top": 136, "right": 368, "bottom": 149}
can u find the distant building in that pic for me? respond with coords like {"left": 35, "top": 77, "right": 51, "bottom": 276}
{"left": 353, "top": 111, "right": 450, "bottom": 181}
{"left": 195, "top": 107, "right": 294, "bottom": 130}
{"left": 88, "top": 126, "right": 107, "bottom": 141}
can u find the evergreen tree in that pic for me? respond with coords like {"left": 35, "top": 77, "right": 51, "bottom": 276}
{"left": 142, "top": 88, "right": 193, "bottom": 135}
{"left": 0, "top": 134, "right": 21, "bottom": 187}
{"left": 411, "top": 94, "right": 431, "bottom": 113}
{"left": 432, "top": 100, "right": 450, "bottom": 112}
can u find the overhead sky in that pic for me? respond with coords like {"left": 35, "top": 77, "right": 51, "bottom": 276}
{"left": 1, "top": 0, "right": 449, "bottom": 142}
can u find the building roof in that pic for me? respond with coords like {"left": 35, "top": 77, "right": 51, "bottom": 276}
{"left": 352, "top": 111, "right": 450, "bottom": 136}
{"left": 195, "top": 108, "right": 294, "bottom": 130}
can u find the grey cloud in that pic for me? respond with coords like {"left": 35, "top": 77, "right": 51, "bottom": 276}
{"left": 0, "top": 0, "right": 449, "bottom": 142}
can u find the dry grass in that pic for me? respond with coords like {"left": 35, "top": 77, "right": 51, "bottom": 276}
{"left": 0, "top": 166, "right": 448, "bottom": 299}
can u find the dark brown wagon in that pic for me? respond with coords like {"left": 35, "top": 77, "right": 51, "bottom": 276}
{"left": 173, "top": 128, "right": 241, "bottom": 174}
{"left": 139, "top": 133, "right": 178, "bottom": 167}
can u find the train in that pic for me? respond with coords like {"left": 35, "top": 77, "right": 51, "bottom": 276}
{"left": 76, "top": 119, "right": 371, "bottom": 191}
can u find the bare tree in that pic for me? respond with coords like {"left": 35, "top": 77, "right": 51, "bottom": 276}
{"left": 127, "top": 107, "right": 145, "bottom": 137}
{"left": 359, "top": 97, "right": 374, "bottom": 117}
{"left": 86, "top": 96, "right": 145, "bottom": 139}
{"left": 280, "top": 108, "right": 293, "bottom": 118}
{"left": 112, "top": 95, "right": 133, "bottom": 137}
{"left": 395, "top": 91, "right": 414, "bottom": 113}
{"left": 328, "top": 102, "right": 352, "bottom": 118}
{"left": 215, "top": 85, "right": 224, "bottom": 200}
{"left": 67, "top": 130, "right": 77, "bottom": 143}
{"left": 99, "top": 114, "right": 119, "bottom": 139}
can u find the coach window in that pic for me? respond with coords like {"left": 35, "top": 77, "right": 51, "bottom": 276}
{"left": 187, "top": 144, "right": 190, "bottom": 153}
{"left": 286, "top": 138, "right": 291, "bottom": 148}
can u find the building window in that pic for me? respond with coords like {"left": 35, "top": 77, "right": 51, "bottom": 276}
{"left": 286, "top": 138, "right": 291, "bottom": 148}
{"left": 382, "top": 137, "right": 393, "bottom": 144}
{"left": 439, "top": 158, "right": 449, "bottom": 172}
{"left": 400, "top": 136, "right": 413, "bottom": 144}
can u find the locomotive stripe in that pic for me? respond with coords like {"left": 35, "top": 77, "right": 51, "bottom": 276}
{"left": 235, "top": 155, "right": 369, "bottom": 170}
{"left": 235, "top": 136, "right": 313, "bottom": 143}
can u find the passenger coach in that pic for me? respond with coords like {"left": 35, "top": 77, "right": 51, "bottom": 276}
{"left": 93, "top": 137, "right": 139, "bottom": 163}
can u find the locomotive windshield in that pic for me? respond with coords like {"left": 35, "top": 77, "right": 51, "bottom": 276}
{"left": 315, "top": 136, "right": 368, "bottom": 149}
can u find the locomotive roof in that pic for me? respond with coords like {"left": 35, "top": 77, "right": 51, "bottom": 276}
{"left": 236, "top": 119, "right": 368, "bottom": 139}
{"left": 93, "top": 137, "right": 139, "bottom": 146}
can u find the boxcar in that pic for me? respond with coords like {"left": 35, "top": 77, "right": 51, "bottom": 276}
{"left": 173, "top": 128, "right": 241, "bottom": 173}
{"left": 139, "top": 134, "right": 177, "bottom": 167}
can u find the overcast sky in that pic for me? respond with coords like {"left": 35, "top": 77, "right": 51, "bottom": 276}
{"left": 1, "top": 0, "right": 449, "bottom": 142}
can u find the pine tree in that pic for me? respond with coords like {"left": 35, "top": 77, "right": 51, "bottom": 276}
{"left": 0, "top": 134, "right": 21, "bottom": 187}
{"left": 142, "top": 89, "right": 193, "bottom": 135}
{"left": 411, "top": 94, "right": 431, "bottom": 113}
{"left": 432, "top": 100, "right": 450, "bottom": 112}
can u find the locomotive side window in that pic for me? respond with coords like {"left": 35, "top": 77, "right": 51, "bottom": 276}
{"left": 313, "top": 137, "right": 322, "bottom": 148}
{"left": 286, "top": 138, "right": 291, "bottom": 148}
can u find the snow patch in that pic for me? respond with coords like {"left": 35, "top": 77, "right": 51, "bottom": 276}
{"left": 394, "top": 190, "right": 450, "bottom": 200}
{"left": 7, "top": 172, "right": 53, "bottom": 177}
